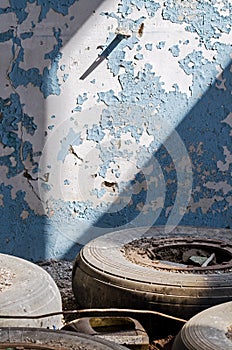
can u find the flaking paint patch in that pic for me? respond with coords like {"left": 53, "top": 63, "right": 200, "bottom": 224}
{"left": 0, "top": 0, "right": 78, "bottom": 24}
{"left": 117, "top": 0, "right": 160, "bottom": 18}
{"left": 188, "top": 196, "right": 225, "bottom": 215}
{"left": 162, "top": 0, "right": 232, "bottom": 49}
{"left": 0, "top": 0, "right": 232, "bottom": 261}
{"left": 217, "top": 146, "right": 232, "bottom": 171}
{"left": 57, "top": 128, "right": 83, "bottom": 162}
{"left": 8, "top": 27, "right": 63, "bottom": 98}
{"left": 0, "top": 93, "right": 37, "bottom": 178}
{"left": 204, "top": 181, "right": 232, "bottom": 196}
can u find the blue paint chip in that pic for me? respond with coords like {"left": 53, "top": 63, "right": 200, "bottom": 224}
{"left": 0, "top": 0, "right": 29, "bottom": 24}
{"left": 63, "top": 73, "right": 69, "bottom": 82}
{"left": 92, "top": 188, "right": 106, "bottom": 198}
{"left": 76, "top": 93, "right": 88, "bottom": 105}
{"left": 8, "top": 27, "right": 63, "bottom": 98}
{"left": 134, "top": 53, "right": 143, "bottom": 60}
{"left": 36, "top": 0, "right": 77, "bottom": 22}
{"left": 99, "top": 161, "right": 110, "bottom": 178}
{"left": 145, "top": 43, "right": 153, "bottom": 51}
{"left": 41, "top": 182, "right": 51, "bottom": 192}
{"left": 169, "top": 45, "right": 180, "bottom": 57}
{"left": 72, "top": 106, "right": 82, "bottom": 112}
{"left": 0, "top": 29, "right": 14, "bottom": 42}
{"left": 57, "top": 128, "right": 83, "bottom": 162}
{"left": 22, "top": 141, "right": 33, "bottom": 161}
{"left": 107, "top": 49, "right": 126, "bottom": 76}
{"left": 118, "top": 0, "right": 160, "bottom": 18}
{"left": 0, "top": 93, "right": 37, "bottom": 178}
{"left": 98, "top": 90, "right": 119, "bottom": 106}
{"left": 41, "top": 61, "right": 61, "bottom": 98}
{"left": 87, "top": 124, "right": 105, "bottom": 142}
{"left": 156, "top": 41, "right": 165, "bottom": 49}
{"left": 20, "top": 32, "right": 33, "bottom": 40}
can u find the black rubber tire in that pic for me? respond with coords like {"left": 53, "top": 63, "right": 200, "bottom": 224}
{"left": 72, "top": 226, "right": 232, "bottom": 320}
{"left": 61, "top": 316, "right": 150, "bottom": 349}
{"left": 0, "top": 327, "right": 128, "bottom": 350}
{"left": 0, "top": 254, "right": 63, "bottom": 328}
{"left": 172, "top": 301, "right": 232, "bottom": 350}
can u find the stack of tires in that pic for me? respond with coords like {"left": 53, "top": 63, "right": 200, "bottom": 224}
{"left": 72, "top": 226, "right": 232, "bottom": 349}
{"left": 0, "top": 253, "right": 128, "bottom": 350}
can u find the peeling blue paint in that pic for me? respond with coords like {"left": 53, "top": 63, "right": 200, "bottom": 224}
{"left": 0, "top": 0, "right": 78, "bottom": 25}
{"left": 20, "top": 32, "right": 33, "bottom": 40}
{"left": 9, "top": 27, "right": 62, "bottom": 98}
{"left": 0, "top": 29, "right": 14, "bottom": 42}
{"left": 0, "top": 0, "right": 29, "bottom": 24}
{"left": 36, "top": 0, "right": 77, "bottom": 22}
{"left": 134, "top": 53, "right": 143, "bottom": 60}
{"left": 76, "top": 93, "right": 88, "bottom": 105}
{"left": 57, "top": 128, "right": 83, "bottom": 162}
{"left": 41, "top": 28, "right": 62, "bottom": 97}
{"left": 156, "top": 41, "right": 165, "bottom": 49}
{"left": 169, "top": 44, "right": 180, "bottom": 57}
{"left": 107, "top": 49, "right": 126, "bottom": 76}
{"left": 87, "top": 124, "right": 105, "bottom": 142}
{"left": 162, "top": 0, "right": 232, "bottom": 48}
{"left": 0, "top": 183, "right": 47, "bottom": 260}
{"left": 98, "top": 161, "right": 111, "bottom": 178}
{"left": 178, "top": 50, "right": 218, "bottom": 98}
{"left": 63, "top": 73, "right": 69, "bottom": 82}
{"left": 41, "top": 182, "right": 51, "bottom": 192}
{"left": 0, "top": 0, "right": 232, "bottom": 261}
{"left": 145, "top": 43, "right": 152, "bottom": 51}
{"left": 0, "top": 93, "right": 37, "bottom": 178}
{"left": 118, "top": 0, "right": 160, "bottom": 18}
{"left": 92, "top": 188, "right": 106, "bottom": 199}
{"left": 72, "top": 93, "right": 88, "bottom": 112}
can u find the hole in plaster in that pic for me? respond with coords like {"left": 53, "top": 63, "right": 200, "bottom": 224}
{"left": 102, "top": 181, "right": 118, "bottom": 193}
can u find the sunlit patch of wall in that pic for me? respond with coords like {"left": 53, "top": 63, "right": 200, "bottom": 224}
{"left": 0, "top": 0, "right": 231, "bottom": 261}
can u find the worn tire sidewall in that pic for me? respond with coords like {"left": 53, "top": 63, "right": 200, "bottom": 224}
{"left": 72, "top": 226, "right": 232, "bottom": 319}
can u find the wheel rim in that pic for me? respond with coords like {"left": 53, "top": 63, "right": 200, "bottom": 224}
{"left": 123, "top": 237, "right": 232, "bottom": 273}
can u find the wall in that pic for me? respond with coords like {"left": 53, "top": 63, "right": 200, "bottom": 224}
{"left": 0, "top": 0, "right": 231, "bottom": 261}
